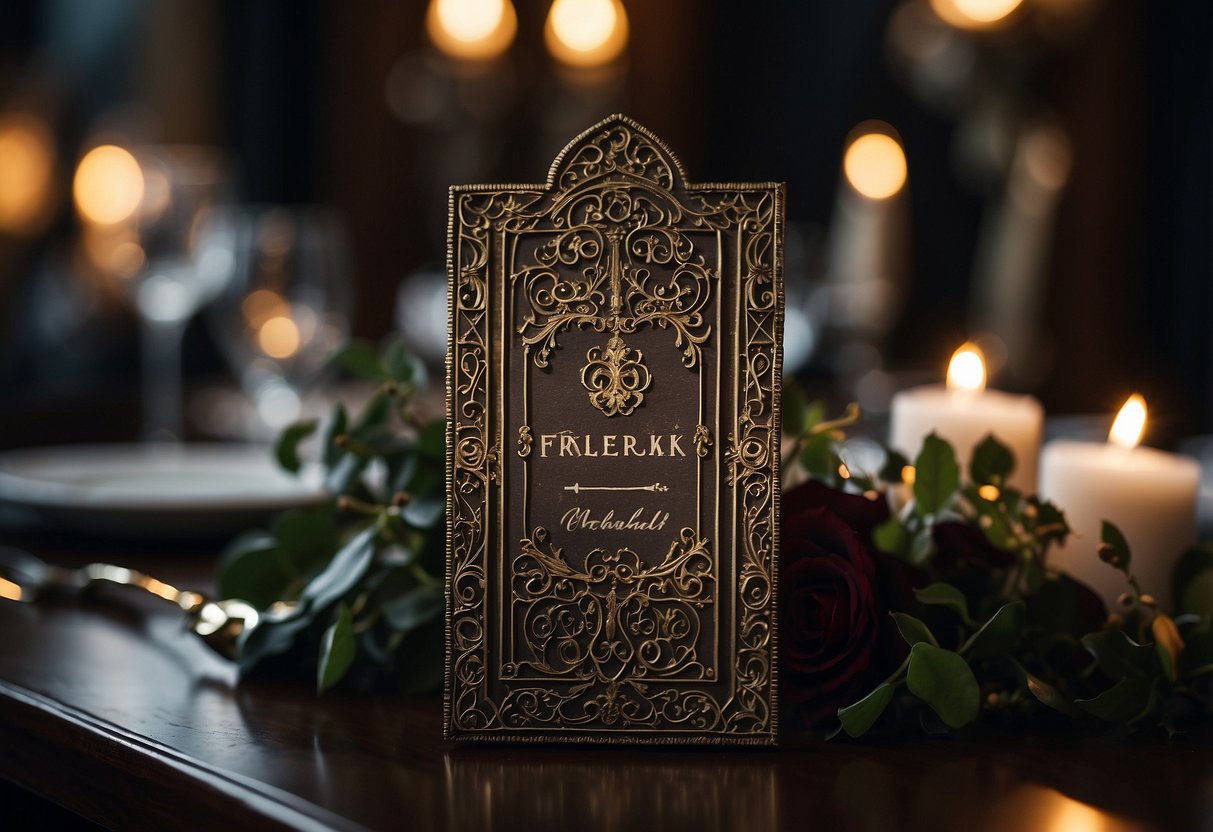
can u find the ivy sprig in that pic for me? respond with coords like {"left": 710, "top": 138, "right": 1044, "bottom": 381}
{"left": 218, "top": 339, "right": 446, "bottom": 692}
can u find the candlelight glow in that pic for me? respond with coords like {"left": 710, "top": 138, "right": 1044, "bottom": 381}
{"left": 0, "top": 114, "right": 55, "bottom": 235}
{"left": 426, "top": 0, "right": 517, "bottom": 61}
{"left": 1109, "top": 394, "right": 1147, "bottom": 449}
{"left": 929, "top": 0, "right": 1025, "bottom": 30}
{"left": 259, "top": 315, "right": 301, "bottom": 359}
{"left": 946, "top": 342, "right": 986, "bottom": 393}
{"left": 545, "top": 0, "right": 629, "bottom": 68}
{"left": 74, "top": 145, "right": 144, "bottom": 226}
{"left": 843, "top": 128, "right": 907, "bottom": 200}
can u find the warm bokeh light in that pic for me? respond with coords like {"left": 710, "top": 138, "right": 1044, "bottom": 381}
{"left": 242, "top": 288, "right": 290, "bottom": 328}
{"left": 258, "top": 315, "right": 301, "bottom": 359}
{"left": 0, "top": 113, "right": 55, "bottom": 236}
{"left": 426, "top": 0, "right": 517, "bottom": 61}
{"left": 545, "top": 0, "right": 630, "bottom": 68}
{"left": 83, "top": 225, "right": 146, "bottom": 280}
{"left": 946, "top": 342, "right": 987, "bottom": 393}
{"left": 1109, "top": 393, "right": 1147, "bottom": 449}
{"left": 0, "top": 575, "right": 22, "bottom": 602}
{"left": 978, "top": 484, "right": 1000, "bottom": 501}
{"left": 929, "top": 0, "right": 1025, "bottom": 30}
{"left": 843, "top": 128, "right": 907, "bottom": 200}
{"left": 74, "top": 145, "right": 144, "bottom": 226}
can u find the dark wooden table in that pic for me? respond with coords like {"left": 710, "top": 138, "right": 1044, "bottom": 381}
{"left": 0, "top": 529, "right": 1210, "bottom": 832}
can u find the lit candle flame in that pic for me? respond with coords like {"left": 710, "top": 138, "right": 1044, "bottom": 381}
{"left": 1108, "top": 393, "right": 1147, "bottom": 449}
{"left": 929, "top": 0, "right": 1024, "bottom": 30}
{"left": 946, "top": 342, "right": 986, "bottom": 393}
{"left": 426, "top": 0, "right": 517, "bottom": 61}
{"left": 545, "top": 0, "right": 629, "bottom": 68}
{"left": 843, "top": 125, "right": 907, "bottom": 200}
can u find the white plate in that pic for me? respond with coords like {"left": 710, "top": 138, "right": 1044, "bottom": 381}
{"left": 0, "top": 443, "right": 328, "bottom": 539}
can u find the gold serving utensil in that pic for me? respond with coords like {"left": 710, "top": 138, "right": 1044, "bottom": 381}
{"left": 0, "top": 545, "right": 290, "bottom": 660}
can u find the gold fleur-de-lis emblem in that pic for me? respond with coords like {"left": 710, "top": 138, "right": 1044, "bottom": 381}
{"left": 581, "top": 334, "right": 651, "bottom": 416}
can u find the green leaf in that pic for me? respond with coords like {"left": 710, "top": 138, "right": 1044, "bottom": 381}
{"left": 216, "top": 531, "right": 291, "bottom": 610}
{"left": 237, "top": 607, "right": 313, "bottom": 673}
{"left": 382, "top": 584, "right": 443, "bottom": 632}
{"left": 964, "top": 486, "right": 1018, "bottom": 551}
{"left": 1012, "top": 660, "right": 1081, "bottom": 717}
{"left": 1081, "top": 629, "right": 1154, "bottom": 680}
{"left": 1101, "top": 521, "right": 1131, "bottom": 573}
{"left": 800, "top": 432, "right": 838, "bottom": 483}
{"left": 325, "top": 452, "right": 367, "bottom": 494}
{"left": 914, "top": 582, "right": 972, "bottom": 624}
{"left": 838, "top": 683, "right": 895, "bottom": 738}
{"left": 300, "top": 526, "right": 378, "bottom": 611}
{"left": 782, "top": 383, "right": 809, "bottom": 437}
{"left": 873, "top": 516, "right": 907, "bottom": 556}
{"left": 805, "top": 400, "right": 826, "bottom": 431}
{"left": 401, "top": 495, "right": 444, "bottom": 529}
{"left": 318, "top": 603, "right": 356, "bottom": 692}
{"left": 1075, "top": 677, "right": 1152, "bottom": 721}
{"left": 272, "top": 508, "right": 339, "bottom": 567}
{"left": 961, "top": 601, "right": 1025, "bottom": 660}
{"left": 322, "top": 404, "right": 349, "bottom": 468}
{"left": 892, "top": 612, "right": 938, "bottom": 647}
{"left": 908, "top": 526, "right": 936, "bottom": 566}
{"left": 275, "top": 420, "right": 318, "bottom": 473}
{"left": 913, "top": 433, "right": 960, "bottom": 517}
{"left": 969, "top": 434, "right": 1015, "bottom": 486}
{"left": 1025, "top": 498, "right": 1069, "bottom": 547}
{"left": 334, "top": 340, "right": 385, "bottom": 379}
{"left": 383, "top": 340, "right": 424, "bottom": 384}
{"left": 352, "top": 392, "right": 393, "bottom": 435}
{"left": 906, "top": 643, "right": 980, "bottom": 729}
{"left": 1172, "top": 545, "right": 1213, "bottom": 616}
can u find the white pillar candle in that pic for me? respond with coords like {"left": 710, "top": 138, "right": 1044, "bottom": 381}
{"left": 1040, "top": 395, "right": 1200, "bottom": 608}
{"left": 889, "top": 343, "right": 1044, "bottom": 490}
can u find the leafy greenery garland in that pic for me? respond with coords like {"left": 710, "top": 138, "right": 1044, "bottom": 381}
{"left": 783, "top": 388, "right": 1213, "bottom": 738}
{"left": 220, "top": 342, "right": 1213, "bottom": 737}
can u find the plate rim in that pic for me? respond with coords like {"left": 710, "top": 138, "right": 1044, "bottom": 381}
{"left": 0, "top": 442, "right": 329, "bottom": 514}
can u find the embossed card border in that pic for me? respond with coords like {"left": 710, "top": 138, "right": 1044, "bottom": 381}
{"left": 445, "top": 115, "right": 784, "bottom": 745}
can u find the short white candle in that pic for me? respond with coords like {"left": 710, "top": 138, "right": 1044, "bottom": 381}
{"left": 889, "top": 343, "right": 1044, "bottom": 490}
{"left": 1040, "top": 394, "right": 1200, "bottom": 608}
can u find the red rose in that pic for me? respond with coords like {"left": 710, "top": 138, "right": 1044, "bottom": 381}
{"left": 780, "top": 481, "right": 904, "bottom": 729}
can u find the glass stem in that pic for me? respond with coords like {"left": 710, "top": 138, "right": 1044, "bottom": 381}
{"left": 141, "top": 315, "right": 188, "bottom": 443}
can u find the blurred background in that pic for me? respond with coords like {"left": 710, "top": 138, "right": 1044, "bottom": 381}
{"left": 0, "top": 0, "right": 1208, "bottom": 449}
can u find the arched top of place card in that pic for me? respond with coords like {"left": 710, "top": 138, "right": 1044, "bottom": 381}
{"left": 545, "top": 114, "right": 690, "bottom": 194}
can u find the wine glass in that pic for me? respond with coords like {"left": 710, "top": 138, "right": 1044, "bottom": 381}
{"left": 199, "top": 206, "right": 353, "bottom": 436}
{"left": 87, "top": 145, "right": 230, "bottom": 441}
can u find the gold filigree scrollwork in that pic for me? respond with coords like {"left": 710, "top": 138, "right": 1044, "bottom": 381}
{"left": 517, "top": 425, "right": 533, "bottom": 458}
{"left": 512, "top": 526, "right": 714, "bottom": 690}
{"left": 693, "top": 425, "right": 712, "bottom": 458}
{"left": 580, "top": 334, "right": 651, "bottom": 416}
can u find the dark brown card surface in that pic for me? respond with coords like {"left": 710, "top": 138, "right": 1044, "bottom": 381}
{"left": 445, "top": 115, "right": 784, "bottom": 744}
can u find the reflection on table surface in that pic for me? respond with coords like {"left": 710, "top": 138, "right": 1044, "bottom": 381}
{"left": 0, "top": 543, "right": 1204, "bottom": 832}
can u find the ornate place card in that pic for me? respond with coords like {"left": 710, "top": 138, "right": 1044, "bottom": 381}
{"left": 445, "top": 115, "right": 784, "bottom": 744}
